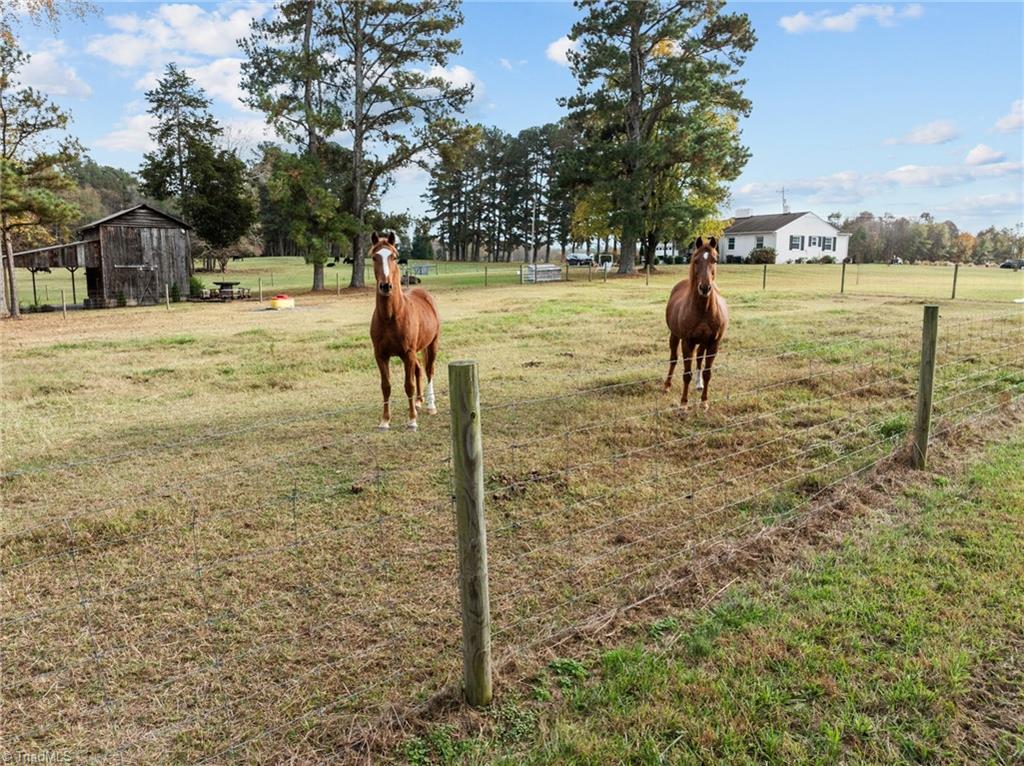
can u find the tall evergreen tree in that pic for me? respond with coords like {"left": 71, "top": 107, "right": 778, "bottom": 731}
{"left": 242, "top": 0, "right": 350, "bottom": 289}
{"left": 564, "top": 0, "right": 755, "bottom": 273}
{"left": 0, "top": 40, "right": 81, "bottom": 318}
{"left": 139, "top": 63, "right": 222, "bottom": 202}
{"left": 325, "top": 0, "right": 473, "bottom": 286}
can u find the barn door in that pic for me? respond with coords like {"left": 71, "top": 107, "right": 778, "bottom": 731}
{"left": 109, "top": 226, "right": 145, "bottom": 303}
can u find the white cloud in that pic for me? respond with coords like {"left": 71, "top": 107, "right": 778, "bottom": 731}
{"left": 86, "top": 3, "right": 269, "bottom": 68}
{"left": 964, "top": 144, "right": 1006, "bottom": 166}
{"left": 425, "top": 64, "right": 483, "bottom": 103}
{"left": 735, "top": 160, "right": 1023, "bottom": 205}
{"left": 546, "top": 35, "right": 577, "bottom": 67}
{"left": 933, "top": 192, "right": 1022, "bottom": 218}
{"left": 780, "top": 3, "right": 923, "bottom": 34}
{"left": 21, "top": 41, "right": 92, "bottom": 98}
{"left": 994, "top": 99, "right": 1023, "bottom": 133}
{"left": 884, "top": 119, "right": 959, "bottom": 145}
{"left": 94, "top": 112, "right": 157, "bottom": 153}
{"left": 188, "top": 57, "right": 247, "bottom": 110}
{"left": 499, "top": 57, "right": 527, "bottom": 71}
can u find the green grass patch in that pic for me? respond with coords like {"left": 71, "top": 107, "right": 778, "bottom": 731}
{"left": 443, "top": 434, "right": 1024, "bottom": 766}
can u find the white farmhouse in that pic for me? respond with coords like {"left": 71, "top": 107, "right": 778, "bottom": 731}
{"left": 722, "top": 211, "right": 850, "bottom": 264}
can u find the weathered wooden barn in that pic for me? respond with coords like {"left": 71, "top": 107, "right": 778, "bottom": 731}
{"left": 12, "top": 204, "right": 192, "bottom": 308}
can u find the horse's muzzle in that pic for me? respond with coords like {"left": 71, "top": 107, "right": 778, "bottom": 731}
{"left": 698, "top": 284, "right": 712, "bottom": 297}
{"left": 379, "top": 283, "right": 392, "bottom": 295}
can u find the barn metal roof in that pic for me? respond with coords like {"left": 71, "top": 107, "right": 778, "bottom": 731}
{"left": 79, "top": 203, "right": 192, "bottom": 231}
{"left": 724, "top": 212, "right": 810, "bottom": 234}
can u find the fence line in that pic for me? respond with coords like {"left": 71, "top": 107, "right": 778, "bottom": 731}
{"left": 494, "top": 432, "right": 904, "bottom": 645}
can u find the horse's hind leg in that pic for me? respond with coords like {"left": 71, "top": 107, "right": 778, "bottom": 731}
{"left": 375, "top": 355, "right": 392, "bottom": 430}
{"left": 663, "top": 334, "right": 680, "bottom": 392}
{"left": 424, "top": 337, "right": 438, "bottom": 415}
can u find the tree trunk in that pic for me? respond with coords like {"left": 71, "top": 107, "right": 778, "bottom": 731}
{"left": 2, "top": 220, "right": 21, "bottom": 318}
{"left": 312, "top": 261, "right": 325, "bottom": 291}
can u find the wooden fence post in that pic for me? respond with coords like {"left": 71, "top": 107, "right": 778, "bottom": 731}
{"left": 911, "top": 304, "right": 939, "bottom": 469}
{"left": 762, "top": 263, "right": 767, "bottom": 290}
{"left": 951, "top": 263, "right": 959, "bottom": 300}
{"left": 840, "top": 261, "right": 847, "bottom": 294}
{"left": 270, "top": 272, "right": 274, "bottom": 287}
{"left": 484, "top": 264, "right": 488, "bottom": 287}
{"left": 165, "top": 283, "right": 170, "bottom": 311}
{"left": 645, "top": 261, "right": 650, "bottom": 286}
{"left": 258, "top": 277, "right": 263, "bottom": 302}
{"left": 336, "top": 271, "right": 340, "bottom": 296}
{"left": 61, "top": 289, "right": 66, "bottom": 320}
{"left": 588, "top": 262, "right": 592, "bottom": 282}
{"left": 449, "top": 360, "right": 493, "bottom": 707}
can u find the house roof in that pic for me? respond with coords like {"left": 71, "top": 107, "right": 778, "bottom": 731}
{"left": 79, "top": 203, "right": 192, "bottom": 231}
{"left": 724, "top": 212, "right": 811, "bottom": 234}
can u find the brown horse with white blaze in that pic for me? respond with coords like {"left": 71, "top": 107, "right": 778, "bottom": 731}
{"left": 664, "top": 236, "right": 729, "bottom": 411}
{"left": 369, "top": 231, "right": 441, "bottom": 430}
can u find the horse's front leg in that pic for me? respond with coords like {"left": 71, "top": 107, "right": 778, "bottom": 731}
{"left": 663, "top": 334, "right": 680, "bottom": 392}
{"left": 403, "top": 353, "right": 418, "bottom": 430}
{"left": 414, "top": 357, "right": 424, "bottom": 410}
{"left": 700, "top": 342, "right": 718, "bottom": 411}
{"left": 375, "top": 355, "right": 391, "bottom": 430}
{"left": 695, "top": 346, "right": 705, "bottom": 392}
{"left": 680, "top": 341, "right": 694, "bottom": 412}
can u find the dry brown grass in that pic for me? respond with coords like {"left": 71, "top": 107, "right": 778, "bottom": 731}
{"left": 2, "top": 274, "right": 1021, "bottom": 763}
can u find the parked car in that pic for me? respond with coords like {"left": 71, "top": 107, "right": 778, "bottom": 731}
{"left": 566, "top": 253, "right": 595, "bottom": 266}
{"left": 999, "top": 259, "right": 1023, "bottom": 269}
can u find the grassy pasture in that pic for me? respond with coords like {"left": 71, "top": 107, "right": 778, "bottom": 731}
{"left": 1, "top": 268, "right": 1022, "bottom": 763}
{"left": 420, "top": 435, "right": 1024, "bottom": 765}
{"left": 10, "top": 256, "right": 1024, "bottom": 309}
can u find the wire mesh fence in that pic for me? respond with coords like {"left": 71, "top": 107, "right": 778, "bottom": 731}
{"left": 2, "top": 308, "right": 1021, "bottom": 763}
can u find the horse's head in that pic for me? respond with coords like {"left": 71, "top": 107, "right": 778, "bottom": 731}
{"left": 690, "top": 237, "right": 719, "bottom": 298}
{"left": 370, "top": 231, "right": 400, "bottom": 297}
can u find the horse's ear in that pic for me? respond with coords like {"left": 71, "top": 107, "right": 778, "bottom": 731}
{"left": 387, "top": 231, "right": 396, "bottom": 246}
{"left": 695, "top": 236, "right": 704, "bottom": 249}
{"left": 708, "top": 237, "right": 717, "bottom": 249}
{"left": 371, "top": 231, "right": 380, "bottom": 245}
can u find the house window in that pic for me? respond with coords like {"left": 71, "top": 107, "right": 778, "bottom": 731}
{"left": 822, "top": 237, "right": 833, "bottom": 251}
{"left": 755, "top": 236, "right": 764, "bottom": 248}
{"left": 788, "top": 235, "right": 804, "bottom": 251}
{"left": 809, "top": 236, "right": 818, "bottom": 247}
{"left": 727, "top": 237, "right": 735, "bottom": 251}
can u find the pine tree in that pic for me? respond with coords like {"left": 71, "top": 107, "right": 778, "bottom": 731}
{"left": 325, "top": 0, "right": 473, "bottom": 285}
{"left": 0, "top": 40, "right": 81, "bottom": 318}
{"left": 139, "top": 63, "right": 222, "bottom": 201}
{"left": 564, "top": 0, "right": 755, "bottom": 273}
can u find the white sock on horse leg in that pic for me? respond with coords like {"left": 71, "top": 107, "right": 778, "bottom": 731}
{"left": 696, "top": 369, "right": 704, "bottom": 390}
{"left": 425, "top": 380, "right": 436, "bottom": 410}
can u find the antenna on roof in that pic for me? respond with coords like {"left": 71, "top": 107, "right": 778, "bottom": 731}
{"left": 778, "top": 186, "right": 790, "bottom": 214}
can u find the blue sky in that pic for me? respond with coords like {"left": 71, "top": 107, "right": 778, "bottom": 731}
{"left": 15, "top": 1, "right": 1024, "bottom": 231}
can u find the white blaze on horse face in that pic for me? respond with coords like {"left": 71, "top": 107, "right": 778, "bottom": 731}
{"left": 376, "top": 248, "right": 392, "bottom": 280}
{"left": 703, "top": 252, "right": 708, "bottom": 260}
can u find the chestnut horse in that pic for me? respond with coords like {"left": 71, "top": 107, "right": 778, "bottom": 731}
{"left": 663, "top": 236, "right": 729, "bottom": 411}
{"left": 369, "top": 231, "right": 441, "bottom": 430}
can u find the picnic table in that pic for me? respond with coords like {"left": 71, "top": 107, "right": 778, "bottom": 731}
{"left": 213, "top": 281, "right": 240, "bottom": 299}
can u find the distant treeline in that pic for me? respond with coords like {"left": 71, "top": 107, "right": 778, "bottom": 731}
{"left": 841, "top": 211, "right": 1020, "bottom": 264}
